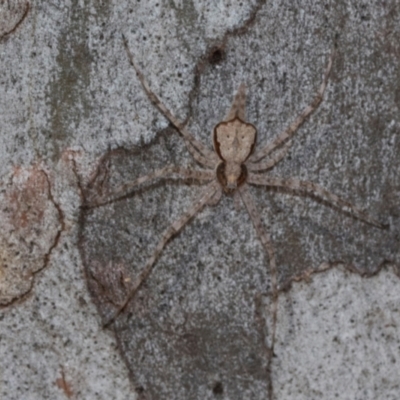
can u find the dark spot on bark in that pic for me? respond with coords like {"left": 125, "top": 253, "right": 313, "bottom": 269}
{"left": 208, "top": 47, "right": 225, "bottom": 65}
{"left": 212, "top": 381, "right": 224, "bottom": 395}
{"left": 135, "top": 386, "right": 144, "bottom": 393}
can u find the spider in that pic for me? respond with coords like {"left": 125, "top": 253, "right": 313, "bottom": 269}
{"left": 94, "top": 37, "right": 384, "bottom": 332}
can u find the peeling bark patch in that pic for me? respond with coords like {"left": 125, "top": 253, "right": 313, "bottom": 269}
{"left": 270, "top": 265, "right": 400, "bottom": 399}
{"left": 5, "top": 169, "right": 48, "bottom": 229}
{"left": 79, "top": 139, "right": 273, "bottom": 399}
{"left": 78, "top": 2, "right": 399, "bottom": 397}
{"left": 0, "top": 166, "right": 63, "bottom": 305}
{"left": 0, "top": 0, "right": 29, "bottom": 39}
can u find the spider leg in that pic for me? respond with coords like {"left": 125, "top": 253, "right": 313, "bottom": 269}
{"left": 185, "top": 140, "right": 217, "bottom": 169}
{"left": 238, "top": 184, "right": 278, "bottom": 367}
{"left": 207, "top": 185, "right": 223, "bottom": 206}
{"left": 248, "top": 174, "right": 386, "bottom": 229}
{"left": 233, "top": 191, "right": 242, "bottom": 211}
{"left": 246, "top": 140, "right": 292, "bottom": 172}
{"left": 249, "top": 49, "right": 335, "bottom": 163}
{"left": 224, "top": 82, "right": 246, "bottom": 121}
{"left": 123, "top": 36, "right": 219, "bottom": 166}
{"left": 103, "top": 180, "right": 220, "bottom": 327}
{"left": 85, "top": 166, "right": 214, "bottom": 208}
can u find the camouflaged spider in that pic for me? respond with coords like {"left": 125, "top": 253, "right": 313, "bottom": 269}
{"left": 97, "top": 38, "right": 384, "bottom": 329}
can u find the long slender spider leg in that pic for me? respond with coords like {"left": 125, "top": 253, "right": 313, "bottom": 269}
{"left": 249, "top": 49, "right": 335, "bottom": 163}
{"left": 86, "top": 166, "right": 214, "bottom": 208}
{"left": 185, "top": 140, "right": 217, "bottom": 169}
{"left": 224, "top": 82, "right": 246, "bottom": 121}
{"left": 122, "top": 35, "right": 219, "bottom": 164}
{"left": 207, "top": 185, "right": 223, "bottom": 206}
{"left": 238, "top": 184, "right": 278, "bottom": 371}
{"left": 104, "top": 180, "right": 220, "bottom": 327}
{"left": 246, "top": 140, "right": 293, "bottom": 172}
{"left": 233, "top": 191, "right": 242, "bottom": 211}
{"left": 247, "top": 174, "right": 386, "bottom": 229}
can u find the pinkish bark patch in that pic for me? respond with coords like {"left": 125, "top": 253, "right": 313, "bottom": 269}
{"left": 0, "top": 166, "right": 63, "bottom": 305}
{"left": 0, "top": 0, "right": 30, "bottom": 40}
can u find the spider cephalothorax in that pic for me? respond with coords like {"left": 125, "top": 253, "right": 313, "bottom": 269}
{"left": 213, "top": 117, "right": 256, "bottom": 191}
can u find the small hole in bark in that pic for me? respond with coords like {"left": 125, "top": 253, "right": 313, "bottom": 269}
{"left": 212, "top": 381, "right": 223, "bottom": 395}
{"left": 135, "top": 386, "right": 144, "bottom": 393}
{"left": 208, "top": 47, "right": 225, "bottom": 65}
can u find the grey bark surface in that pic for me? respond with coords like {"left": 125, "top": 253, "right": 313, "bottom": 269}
{"left": 0, "top": 1, "right": 399, "bottom": 399}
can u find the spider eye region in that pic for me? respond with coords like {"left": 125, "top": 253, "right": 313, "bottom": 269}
{"left": 213, "top": 117, "right": 257, "bottom": 164}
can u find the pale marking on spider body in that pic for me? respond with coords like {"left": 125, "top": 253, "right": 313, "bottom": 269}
{"left": 93, "top": 43, "right": 385, "bottom": 392}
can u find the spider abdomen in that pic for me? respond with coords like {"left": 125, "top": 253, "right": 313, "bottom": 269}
{"left": 216, "top": 161, "right": 248, "bottom": 192}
